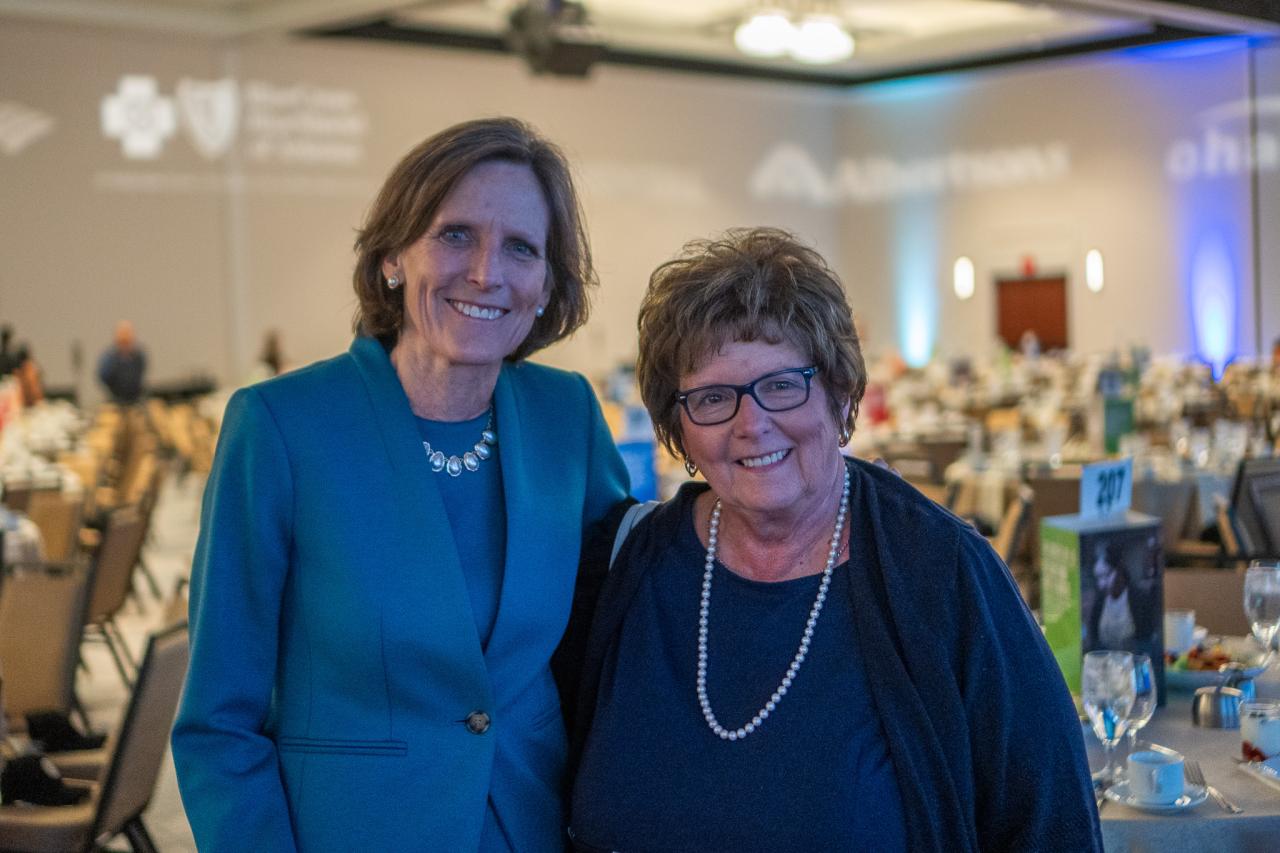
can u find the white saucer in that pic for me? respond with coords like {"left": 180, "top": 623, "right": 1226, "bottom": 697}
{"left": 1104, "top": 780, "right": 1208, "bottom": 813}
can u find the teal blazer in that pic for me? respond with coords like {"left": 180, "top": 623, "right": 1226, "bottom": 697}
{"left": 172, "top": 337, "right": 629, "bottom": 852}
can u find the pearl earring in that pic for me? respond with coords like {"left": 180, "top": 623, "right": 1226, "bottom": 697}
{"left": 535, "top": 306, "right": 545, "bottom": 317}
{"left": 386, "top": 275, "right": 401, "bottom": 290}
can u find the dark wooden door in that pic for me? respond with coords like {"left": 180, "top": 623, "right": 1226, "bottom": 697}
{"left": 996, "top": 276, "right": 1068, "bottom": 351}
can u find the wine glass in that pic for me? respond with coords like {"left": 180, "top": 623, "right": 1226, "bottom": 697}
{"left": 1082, "top": 650, "right": 1136, "bottom": 784}
{"left": 1244, "top": 561, "right": 1280, "bottom": 669}
{"left": 1126, "top": 654, "right": 1156, "bottom": 751}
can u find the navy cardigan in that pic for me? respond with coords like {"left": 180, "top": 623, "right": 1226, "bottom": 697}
{"left": 558, "top": 457, "right": 1103, "bottom": 852}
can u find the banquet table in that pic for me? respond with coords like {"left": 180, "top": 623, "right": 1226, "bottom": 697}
{"left": 1094, "top": 677, "right": 1280, "bottom": 852}
{"left": 944, "top": 460, "right": 1234, "bottom": 549}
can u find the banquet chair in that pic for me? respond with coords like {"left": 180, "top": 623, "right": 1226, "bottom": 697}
{"left": 81, "top": 509, "right": 148, "bottom": 687}
{"left": 0, "top": 622, "right": 190, "bottom": 853}
{"left": 143, "top": 400, "right": 175, "bottom": 457}
{"left": 161, "top": 577, "right": 189, "bottom": 631}
{"left": 129, "top": 462, "right": 165, "bottom": 602}
{"left": 912, "top": 481, "right": 949, "bottom": 505}
{"left": 0, "top": 563, "right": 90, "bottom": 734}
{"left": 989, "top": 485, "right": 1035, "bottom": 566}
{"left": 25, "top": 491, "right": 85, "bottom": 564}
{"left": 989, "top": 485, "right": 1035, "bottom": 605}
{"left": 1214, "top": 495, "right": 1243, "bottom": 561}
{"left": 1, "top": 484, "right": 33, "bottom": 514}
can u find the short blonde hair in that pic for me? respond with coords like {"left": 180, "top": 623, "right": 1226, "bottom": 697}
{"left": 636, "top": 227, "right": 866, "bottom": 463}
{"left": 352, "top": 117, "right": 595, "bottom": 361}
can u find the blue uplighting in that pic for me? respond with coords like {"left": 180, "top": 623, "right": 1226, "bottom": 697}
{"left": 894, "top": 203, "right": 938, "bottom": 368}
{"left": 855, "top": 72, "right": 968, "bottom": 105}
{"left": 1188, "top": 230, "right": 1238, "bottom": 379}
{"left": 1115, "top": 34, "right": 1251, "bottom": 62}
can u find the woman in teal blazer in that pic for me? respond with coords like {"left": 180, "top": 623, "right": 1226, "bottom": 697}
{"left": 172, "top": 118, "right": 629, "bottom": 852}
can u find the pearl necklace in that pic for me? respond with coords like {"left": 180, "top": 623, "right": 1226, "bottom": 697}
{"left": 422, "top": 407, "right": 497, "bottom": 477}
{"left": 697, "top": 465, "right": 851, "bottom": 741}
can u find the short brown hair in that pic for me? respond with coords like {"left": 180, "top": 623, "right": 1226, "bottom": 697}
{"left": 352, "top": 117, "right": 596, "bottom": 361}
{"left": 636, "top": 227, "right": 866, "bottom": 463}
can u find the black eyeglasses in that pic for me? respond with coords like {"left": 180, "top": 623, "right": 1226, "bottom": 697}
{"left": 675, "top": 366, "right": 818, "bottom": 426}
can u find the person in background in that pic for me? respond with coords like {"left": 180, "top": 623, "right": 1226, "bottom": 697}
{"left": 259, "top": 329, "right": 286, "bottom": 377}
{"left": 0, "top": 325, "right": 18, "bottom": 376}
{"left": 562, "top": 228, "right": 1101, "bottom": 852}
{"left": 172, "top": 117, "right": 629, "bottom": 852}
{"left": 244, "top": 328, "right": 289, "bottom": 385}
{"left": 12, "top": 344, "right": 43, "bottom": 407}
{"left": 96, "top": 320, "right": 146, "bottom": 405}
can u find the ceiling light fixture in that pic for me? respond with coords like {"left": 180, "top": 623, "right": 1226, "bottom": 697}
{"left": 733, "top": 5, "right": 854, "bottom": 65}
{"left": 733, "top": 9, "right": 794, "bottom": 58}
{"left": 791, "top": 14, "right": 854, "bottom": 64}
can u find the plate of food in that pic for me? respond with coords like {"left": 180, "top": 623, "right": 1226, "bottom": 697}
{"left": 1163, "top": 636, "right": 1269, "bottom": 690}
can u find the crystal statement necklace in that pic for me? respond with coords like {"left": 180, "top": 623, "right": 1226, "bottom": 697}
{"left": 697, "top": 465, "right": 851, "bottom": 741}
{"left": 423, "top": 407, "right": 496, "bottom": 477}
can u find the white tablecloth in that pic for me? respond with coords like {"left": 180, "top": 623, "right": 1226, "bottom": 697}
{"left": 1096, "top": 674, "right": 1280, "bottom": 852}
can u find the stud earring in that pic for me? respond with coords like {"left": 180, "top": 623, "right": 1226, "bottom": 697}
{"left": 684, "top": 458, "right": 698, "bottom": 477}
{"left": 535, "top": 306, "right": 545, "bottom": 317}
{"left": 386, "top": 275, "right": 401, "bottom": 290}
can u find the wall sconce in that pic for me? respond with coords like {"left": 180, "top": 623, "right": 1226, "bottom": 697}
{"left": 953, "top": 256, "right": 975, "bottom": 300}
{"left": 1085, "top": 248, "right": 1105, "bottom": 293}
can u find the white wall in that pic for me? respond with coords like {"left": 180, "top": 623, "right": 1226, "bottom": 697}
{"left": 833, "top": 40, "right": 1265, "bottom": 368}
{"left": 0, "top": 19, "right": 1275, "bottom": 397}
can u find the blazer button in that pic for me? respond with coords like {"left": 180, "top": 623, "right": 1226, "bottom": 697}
{"left": 465, "top": 711, "right": 491, "bottom": 735}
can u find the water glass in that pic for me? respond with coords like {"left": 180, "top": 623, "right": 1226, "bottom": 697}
{"left": 1082, "top": 650, "right": 1136, "bottom": 783}
{"left": 1244, "top": 561, "right": 1280, "bottom": 667}
{"left": 1126, "top": 654, "right": 1156, "bottom": 751}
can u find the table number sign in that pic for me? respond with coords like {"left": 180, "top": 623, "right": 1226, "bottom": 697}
{"left": 1041, "top": 501, "right": 1164, "bottom": 703}
{"left": 1080, "top": 457, "right": 1133, "bottom": 521}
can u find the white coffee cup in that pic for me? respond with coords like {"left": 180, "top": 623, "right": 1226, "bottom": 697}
{"left": 1127, "top": 750, "right": 1184, "bottom": 804}
{"left": 1164, "top": 609, "right": 1197, "bottom": 654}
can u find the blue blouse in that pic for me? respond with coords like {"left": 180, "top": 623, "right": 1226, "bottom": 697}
{"left": 570, "top": 485, "right": 907, "bottom": 852}
{"left": 415, "top": 412, "right": 506, "bottom": 650}
{"left": 416, "top": 412, "right": 511, "bottom": 853}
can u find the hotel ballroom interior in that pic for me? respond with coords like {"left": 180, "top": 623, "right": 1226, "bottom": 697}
{"left": 2, "top": 0, "right": 1280, "bottom": 851}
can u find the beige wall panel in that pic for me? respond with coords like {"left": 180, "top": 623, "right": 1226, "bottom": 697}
{"left": 2, "top": 17, "right": 1273, "bottom": 396}
{"left": 0, "top": 20, "right": 233, "bottom": 399}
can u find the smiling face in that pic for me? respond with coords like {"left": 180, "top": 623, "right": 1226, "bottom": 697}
{"left": 679, "top": 338, "right": 846, "bottom": 522}
{"left": 1093, "top": 548, "right": 1124, "bottom": 596}
{"left": 384, "top": 160, "right": 551, "bottom": 373}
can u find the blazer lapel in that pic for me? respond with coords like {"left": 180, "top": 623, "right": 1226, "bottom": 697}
{"left": 347, "top": 338, "right": 489, "bottom": 689}
{"left": 484, "top": 364, "right": 569, "bottom": 663}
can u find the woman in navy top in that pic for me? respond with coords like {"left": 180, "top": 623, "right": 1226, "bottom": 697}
{"left": 561, "top": 228, "right": 1101, "bottom": 852}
